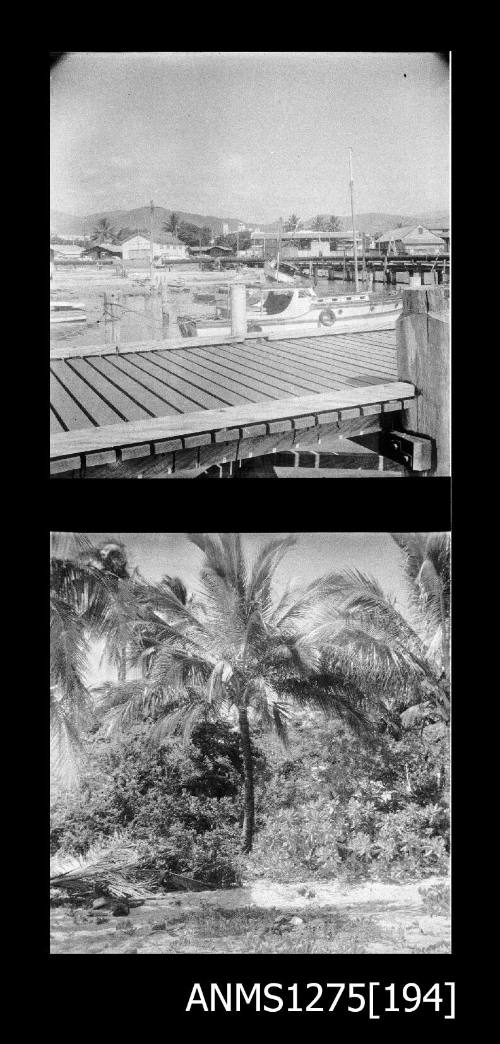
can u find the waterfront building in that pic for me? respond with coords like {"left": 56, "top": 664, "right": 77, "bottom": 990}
{"left": 250, "top": 229, "right": 362, "bottom": 258}
{"left": 376, "top": 225, "right": 447, "bottom": 256}
{"left": 120, "top": 232, "right": 188, "bottom": 261}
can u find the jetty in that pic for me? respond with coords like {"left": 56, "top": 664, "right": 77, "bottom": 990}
{"left": 50, "top": 286, "right": 449, "bottom": 478}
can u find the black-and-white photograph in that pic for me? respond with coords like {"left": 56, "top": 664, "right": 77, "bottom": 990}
{"left": 50, "top": 52, "right": 450, "bottom": 479}
{"left": 50, "top": 532, "right": 450, "bottom": 955}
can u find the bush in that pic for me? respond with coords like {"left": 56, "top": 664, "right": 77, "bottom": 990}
{"left": 250, "top": 719, "right": 449, "bottom": 882}
{"left": 50, "top": 723, "right": 248, "bottom": 887}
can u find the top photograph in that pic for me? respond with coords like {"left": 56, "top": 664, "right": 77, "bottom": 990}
{"left": 50, "top": 51, "right": 450, "bottom": 480}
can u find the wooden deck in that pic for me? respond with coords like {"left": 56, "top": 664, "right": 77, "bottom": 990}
{"left": 50, "top": 328, "right": 415, "bottom": 476}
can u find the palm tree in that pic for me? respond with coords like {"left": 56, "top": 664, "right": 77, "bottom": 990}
{"left": 312, "top": 215, "right": 326, "bottom": 231}
{"left": 50, "top": 533, "right": 116, "bottom": 787}
{"left": 162, "top": 212, "right": 179, "bottom": 237}
{"left": 284, "top": 214, "right": 301, "bottom": 233}
{"left": 97, "top": 534, "right": 383, "bottom": 853}
{"left": 90, "top": 218, "right": 117, "bottom": 245}
{"left": 307, "top": 534, "right": 451, "bottom": 731}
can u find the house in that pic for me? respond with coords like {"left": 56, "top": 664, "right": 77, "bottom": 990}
{"left": 81, "top": 244, "right": 122, "bottom": 262}
{"left": 120, "top": 232, "right": 188, "bottom": 261}
{"left": 189, "top": 245, "right": 234, "bottom": 258}
{"left": 250, "top": 229, "right": 362, "bottom": 258}
{"left": 429, "top": 228, "right": 450, "bottom": 251}
{"left": 52, "top": 243, "right": 86, "bottom": 259}
{"left": 376, "top": 225, "right": 447, "bottom": 256}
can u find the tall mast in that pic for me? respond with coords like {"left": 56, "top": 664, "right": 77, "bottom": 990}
{"left": 348, "top": 148, "right": 359, "bottom": 291}
{"left": 276, "top": 216, "right": 282, "bottom": 279}
{"left": 149, "top": 199, "right": 154, "bottom": 281}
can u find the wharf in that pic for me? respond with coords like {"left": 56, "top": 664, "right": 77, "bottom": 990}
{"left": 50, "top": 327, "right": 415, "bottom": 477}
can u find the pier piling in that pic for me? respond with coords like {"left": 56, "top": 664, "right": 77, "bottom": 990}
{"left": 396, "top": 287, "right": 450, "bottom": 475}
{"left": 230, "top": 281, "right": 247, "bottom": 339}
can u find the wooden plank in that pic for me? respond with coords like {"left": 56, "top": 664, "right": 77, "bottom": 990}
{"left": 50, "top": 371, "right": 96, "bottom": 431}
{"left": 162, "top": 350, "right": 274, "bottom": 405}
{"left": 51, "top": 359, "right": 125, "bottom": 427}
{"left": 184, "top": 432, "right": 212, "bottom": 449}
{"left": 108, "top": 355, "right": 213, "bottom": 414}
{"left": 215, "top": 427, "right": 240, "bottom": 443}
{"left": 88, "top": 357, "right": 181, "bottom": 417}
{"left": 50, "top": 332, "right": 250, "bottom": 360}
{"left": 50, "top": 455, "right": 81, "bottom": 475}
{"left": 120, "top": 443, "right": 152, "bottom": 461}
{"left": 51, "top": 382, "right": 415, "bottom": 459}
{"left": 293, "top": 415, "right": 316, "bottom": 429}
{"left": 50, "top": 408, "right": 66, "bottom": 434}
{"left": 219, "top": 340, "right": 352, "bottom": 396}
{"left": 86, "top": 449, "right": 118, "bottom": 468}
{"left": 69, "top": 358, "right": 154, "bottom": 422}
{"left": 146, "top": 351, "right": 250, "bottom": 407}
{"left": 265, "top": 339, "right": 394, "bottom": 385}
{"left": 193, "top": 344, "right": 324, "bottom": 400}
{"left": 273, "top": 467, "right": 401, "bottom": 478}
{"left": 122, "top": 352, "right": 232, "bottom": 412}
{"left": 281, "top": 338, "right": 396, "bottom": 384}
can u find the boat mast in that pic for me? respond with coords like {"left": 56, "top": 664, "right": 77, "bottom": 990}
{"left": 149, "top": 199, "right": 154, "bottom": 282}
{"left": 276, "top": 216, "right": 282, "bottom": 280}
{"left": 348, "top": 148, "right": 359, "bottom": 291}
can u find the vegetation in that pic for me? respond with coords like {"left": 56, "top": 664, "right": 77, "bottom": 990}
{"left": 311, "top": 215, "right": 342, "bottom": 232}
{"left": 50, "top": 532, "right": 450, "bottom": 913}
{"left": 162, "top": 212, "right": 180, "bottom": 237}
{"left": 284, "top": 214, "right": 301, "bottom": 232}
{"left": 176, "top": 222, "right": 212, "bottom": 247}
{"left": 90, "top": 218, "right": 118, "bottom": 244}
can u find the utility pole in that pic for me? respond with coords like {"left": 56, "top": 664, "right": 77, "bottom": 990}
{"left": 348, "top": 148, "right": 359, "bottom": 291}
{"left": 148, "top": 197, "right": 154, "bottom": 281}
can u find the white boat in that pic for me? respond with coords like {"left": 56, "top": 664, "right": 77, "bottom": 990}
{"left": 50, "top": 299, "right": 87, "bottom": 324}
{"left": 180, "top": 285, "right": 402, "bottom": 337}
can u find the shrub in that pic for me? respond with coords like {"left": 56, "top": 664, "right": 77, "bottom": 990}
{"left": 50, "top": 723, "right": 248, "bottom": 887}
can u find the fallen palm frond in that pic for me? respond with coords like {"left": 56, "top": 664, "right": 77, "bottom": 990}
{"left": 50, "top": 834, "right": 217, "bottom": 903}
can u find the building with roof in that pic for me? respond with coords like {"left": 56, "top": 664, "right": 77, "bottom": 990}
{"left": 250, "top": 229, "right": 362, "bottom": 258}
{"left": 375, "top": 225, "right": 447, "bottom": 256}
{"left": 120, "top": 232, "right": 188, "bottom": 261}
{"left": 189, "top": 244, "right": 234, "bottom": 258}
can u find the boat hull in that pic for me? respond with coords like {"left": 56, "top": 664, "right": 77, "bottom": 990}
{"left": 190, "top": 307, "right": 401, "bottom": 339}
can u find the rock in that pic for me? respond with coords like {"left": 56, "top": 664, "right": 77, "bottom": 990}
{"left": 96, "top": 915, "right": 109, "bottom": 924}
{"left": 150, "top": 920, "right": 167, "bottom": 932}
{"left": 112, "top": 901, "right": 130, "bottom": 917}
{"left": 273, "top": 915, "right": 288, "bottom": 927}
{"left": 305, "top": 890, "right": 316, "bottom": 899}
{"left": 297, "top": 887, "right": 307, "bottom": 896}
{"left": 289, "top": 916, "right": 304, "bottom": 927}
{"left": 92, "top": 897, "right": 109, "bottom": 910}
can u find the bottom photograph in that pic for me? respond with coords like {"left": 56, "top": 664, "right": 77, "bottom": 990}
{"left": 50, "top": 531, "right": 450, "bottom": 955}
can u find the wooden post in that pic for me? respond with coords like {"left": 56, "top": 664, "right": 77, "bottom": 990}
{"left": 230, "top": 281, "right": 247, "bottom": 338}
{"left": 104, "top": 292, "right": 121, "bottom": 346}
{"left": 396, "top": 287, "right": 450, "bottom": 475}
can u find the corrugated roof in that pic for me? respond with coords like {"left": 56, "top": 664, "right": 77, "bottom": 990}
{"left": 376, "top": 225, "right": 445, "bottom": 244}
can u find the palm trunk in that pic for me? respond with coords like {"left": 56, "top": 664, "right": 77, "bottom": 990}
{"left": 118, "top": 648, "right": 127, "bottom": 683}
{"left": 238, "top": 707, "right": 255, "bottom": 853}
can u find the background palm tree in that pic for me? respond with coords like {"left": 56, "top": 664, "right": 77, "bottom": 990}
{"left": 90, "top": 218, "right": 117, "bottom": 244}
{"left": 97, "top": 534, "right": 379, "bottom": 853}
{"left": 306, "top": 534, "right": 451, "bottom": 731}
{"left": 284, "top": 213, "right": 301, "bottom": 233}
{"left": 162, "top": 212, "right": 179, "bottom": 237}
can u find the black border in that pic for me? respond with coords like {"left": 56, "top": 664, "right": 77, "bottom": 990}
{"left": 42, "top": 44, "right": 460, "bottom": 1026}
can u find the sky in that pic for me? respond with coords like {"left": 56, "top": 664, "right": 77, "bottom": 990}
{"left": 84, "top": 532, "right": 413, "bottom": 685}
{"left": 50, "top": 52, "right": 450, "bottom": 224}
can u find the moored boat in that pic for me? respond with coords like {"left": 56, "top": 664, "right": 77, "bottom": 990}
{"left": 178, "top": 285, "right": 402, "bottom": 338}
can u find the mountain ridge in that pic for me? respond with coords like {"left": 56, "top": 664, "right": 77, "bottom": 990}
{"left": 50, "top": 206, "right": 450, "bottom": 238}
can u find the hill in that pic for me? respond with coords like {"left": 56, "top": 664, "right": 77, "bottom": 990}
{"left": 50, "top": 206, "right": 450, "bottom": 238}
{"left": 50, "top": 206, "right": 259, "bottom": 238}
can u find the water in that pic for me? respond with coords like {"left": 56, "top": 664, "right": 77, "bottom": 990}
{"left": 50, "top": 267, "right": 410, "bottom": 351}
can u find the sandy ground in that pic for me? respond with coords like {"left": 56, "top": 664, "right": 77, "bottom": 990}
{"left": 50, "top": 875, "right": 450, "bottom": 955}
